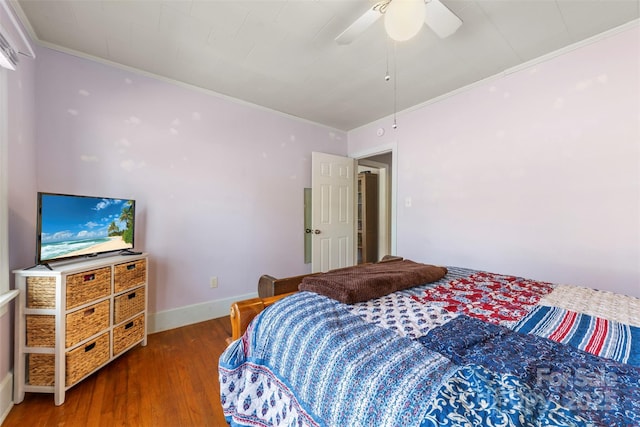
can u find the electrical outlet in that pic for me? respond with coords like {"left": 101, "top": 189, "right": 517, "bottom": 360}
{"left": 210, "top": 276, "right": 218, "bottom": 288}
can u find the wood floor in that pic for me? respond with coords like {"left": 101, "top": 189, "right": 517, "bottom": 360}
{"left": 3, "top": 316, "right": 232, "bottom": 427}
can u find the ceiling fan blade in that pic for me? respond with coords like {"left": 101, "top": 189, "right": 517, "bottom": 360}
{"left": 425, "top": 0, "right": 462, "bottom": 38}
{"left": 335, "top": 8, "right": 382, "bottom": 45}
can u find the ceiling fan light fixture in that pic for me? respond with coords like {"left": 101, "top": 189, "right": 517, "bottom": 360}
{"left": 384, "top": 0, "right": 425, "bottom": 42}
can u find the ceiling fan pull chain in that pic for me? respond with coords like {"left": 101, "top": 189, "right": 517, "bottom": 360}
{"left": 393, "top": 41, "right": 398, "bottom": 130}
{"left": 385, "top": 36, "right": 391, "bottom": 81}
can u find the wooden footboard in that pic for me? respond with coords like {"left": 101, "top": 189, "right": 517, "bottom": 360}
{"left": 228, "top": 272, "right": 318, "bottom": 343}
{"left": 228, "top": 292, "right": 295, "bottom": 343}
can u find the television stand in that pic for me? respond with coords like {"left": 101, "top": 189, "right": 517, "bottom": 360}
{"left": 13, "top": 253, "right": 149, "bottom": 405}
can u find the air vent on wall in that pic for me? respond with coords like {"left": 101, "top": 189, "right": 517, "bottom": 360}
{"left": 0, "top": 0, "right": 36, "bottom": 70}
{"left": 0, "top": 27, "right": 18, "bottom": 70}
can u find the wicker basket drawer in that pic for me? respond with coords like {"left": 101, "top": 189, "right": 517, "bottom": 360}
{"left": 26, "top": 301, "right": 110, "bottom": 349}
{"left": 26, "top": 332, "right": 111, "bottom": 388}
{"left": 65, "top": 300, "right": 110, "bottom": 348}
{"left": 26, "top": 276, "right": 56, "bottom": 309}
{"left": 27, "top": 353, "right": 55, "bottom": 386}
{"left": 66, "top": 267, "right": 111, "bottom": 310}
{"left": 114, "top": 286, "right": 145, "bottom": 324}
{"left": 113, "top": 314, "right": 145, "bottom": 356}
{"left": 66, "top": 332, "right": 110, "bottom": 386}
{"left": 26, "top": 315, "right": 55, "bottom": 347}
{"left": 114, "top": 260, "right": 146, "bottom": 293}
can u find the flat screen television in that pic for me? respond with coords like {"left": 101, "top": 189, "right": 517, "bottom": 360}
{"left": 36, "top": 192, "right": 136, "bottom": 265}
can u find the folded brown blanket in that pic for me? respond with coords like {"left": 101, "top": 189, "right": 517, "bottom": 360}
{"left": 299, "top": 260, "right": 447, "bottom": 304}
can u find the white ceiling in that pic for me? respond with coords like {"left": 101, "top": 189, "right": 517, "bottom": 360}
{"left": 11, "top": 0, "right": 640, "bottom": 131}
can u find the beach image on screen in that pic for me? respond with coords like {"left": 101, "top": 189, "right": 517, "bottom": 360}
{"left": 39, "top": 195, "right": 134, "bottom": 261}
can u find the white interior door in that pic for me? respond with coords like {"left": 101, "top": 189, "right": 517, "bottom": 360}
{"left": 311, "top": 152, "right": 356, "bottom": 272}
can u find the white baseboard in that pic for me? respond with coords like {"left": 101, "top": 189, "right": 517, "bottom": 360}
{"left": 0, "top": 371, "right": 13, "bottom": 426}
{"left": 147, "top": 292, "right": 257, "bottom": 334}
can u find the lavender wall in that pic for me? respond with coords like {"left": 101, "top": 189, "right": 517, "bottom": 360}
{"left": 349, "top": 26, "right": 640, "bottom": 298}
{"left": 32, "top": 48, "right": 347, "bottom": 317}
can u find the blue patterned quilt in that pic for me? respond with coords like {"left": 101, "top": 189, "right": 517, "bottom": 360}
{"left": 219, "top": 267, "right": 640, "bottom": 426}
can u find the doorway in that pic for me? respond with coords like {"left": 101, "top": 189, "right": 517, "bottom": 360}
{"left": 355, "top": 146, "right": 395, "bottom": 262}
{"left": 306, "top": 147, "right": 396, "bottom": 270}
{"left": 356, "top": 152, "right": 393, "bottom": 263}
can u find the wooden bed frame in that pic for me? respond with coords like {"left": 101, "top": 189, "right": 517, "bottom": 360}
{"left": 228, "top": 276, "right": 310, "bottom": 342}
{"left": 228, "top": 256, "right": 404, "bottom": 342}
{"left": 229, "top": 291, "right": 296, "bottom": 342}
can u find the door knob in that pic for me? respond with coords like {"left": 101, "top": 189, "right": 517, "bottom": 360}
{"left": 305, "top": 228, "right": 312, "bottom": 234}
{"left": 313, "top": 229, "right": 321, "bottom": 234}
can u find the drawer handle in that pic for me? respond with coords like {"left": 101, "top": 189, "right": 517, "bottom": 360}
{"left": 128, "top": 292, "right": 136, "bottom": 300}
{"left": 84, "top": 308, "right": 95, "bottom": 316}
{"left": 126, "top": 264, "right": 136, "bottom": 270}
{"left": 83, "top": 274, "right": 95, "bottom": 282}
{"left": 125, "top": 321, "right": 134, "bottom": 329}
{"left": 85, "top": 342, "right": 96, "bottom": 352}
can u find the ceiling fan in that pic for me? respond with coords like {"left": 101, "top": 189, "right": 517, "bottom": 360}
{"left": 335, "top": 0, "right": 462, "bottom": 44}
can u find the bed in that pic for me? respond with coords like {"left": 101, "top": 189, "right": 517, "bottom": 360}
{"left": 219, "top": 259, "right": 640, "bottom": 427}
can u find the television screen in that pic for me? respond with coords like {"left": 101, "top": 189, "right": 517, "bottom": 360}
{"left": 36, "top": 192, "right": 136, "bottom": 264}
